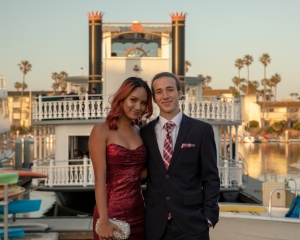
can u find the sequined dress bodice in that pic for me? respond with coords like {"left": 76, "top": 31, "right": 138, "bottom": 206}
{"left": 93, "top": 143, "right": 146, "bottom": 240}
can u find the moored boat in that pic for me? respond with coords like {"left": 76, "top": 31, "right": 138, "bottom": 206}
{"left": 31, "top": 14, "right": 245, "bottom": 215}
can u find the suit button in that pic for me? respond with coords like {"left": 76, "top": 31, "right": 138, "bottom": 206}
{"left": 166, "top": 174, "right": 169, "bottom": 178}
{"left": 166, "top": 196, "right": 170, "bottom": 200}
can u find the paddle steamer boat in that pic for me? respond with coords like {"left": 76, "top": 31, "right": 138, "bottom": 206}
{"left": 31, "top": 12, "right": 244, "bottom": 215}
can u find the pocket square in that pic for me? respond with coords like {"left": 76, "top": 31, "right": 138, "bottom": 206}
{"left": 181, "top": 143, "right": 196, "bottom": 148}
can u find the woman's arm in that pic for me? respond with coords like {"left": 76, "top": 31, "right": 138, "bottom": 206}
{"left": 89, "top": 124, "right": 121, "bottom": 239}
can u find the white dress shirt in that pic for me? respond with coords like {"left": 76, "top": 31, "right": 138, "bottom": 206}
{"left": 154, "top": 111, "right": 183, "bottom": 158}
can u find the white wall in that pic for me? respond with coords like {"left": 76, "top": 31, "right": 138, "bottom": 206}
{"left": 103, "top": 57, "right": 169, "bottom": 97}
{"left": 241, "top": 95, "right": 261, "bottom": 126}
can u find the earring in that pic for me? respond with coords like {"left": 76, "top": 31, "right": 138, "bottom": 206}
{"left": 119, "top": 114, "right": 122, "bottom": 119}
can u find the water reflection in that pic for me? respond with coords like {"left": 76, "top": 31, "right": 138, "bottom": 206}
{"left": 239, "top": 142, "right": 300, "bottom": 188}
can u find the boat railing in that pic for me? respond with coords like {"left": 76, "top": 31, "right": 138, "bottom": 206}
{"left": 34, "top": 153, "right": 55, "bottom": 164}
{"left": 31, "top": 94, "right": 241, "bottom": 122}
{"left": 32, "top": 158, "right": 95, "bottom": 187}
{"left": 238, "top": 152, "right": 248, "bottom": 175}
{"left": 218, "top": 158, "right": 243, "bottom": 187}
{"left": 32, "top": 156, "right": 242, "bottom": 189}
{"left": 268, "top": 187, "right": 300, "bottom": 217}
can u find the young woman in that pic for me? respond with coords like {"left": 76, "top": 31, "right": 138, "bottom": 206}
{"left": 89, "top": 77, "right": 153, "bottom": 240}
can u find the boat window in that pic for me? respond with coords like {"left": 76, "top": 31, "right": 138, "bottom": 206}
{"left": 68, "top": 136, "right": 90, "bottom": 161}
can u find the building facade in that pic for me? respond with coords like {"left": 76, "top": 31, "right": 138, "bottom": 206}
{"left": 8, "top": 91, "right": 52, "bottom": 127}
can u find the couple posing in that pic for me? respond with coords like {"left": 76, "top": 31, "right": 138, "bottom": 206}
{"left": 89, "top": 72, "right": 220, "bottom": 240}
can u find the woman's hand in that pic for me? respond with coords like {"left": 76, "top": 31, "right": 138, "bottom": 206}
{"left": 97, "top": 219, "right": 124, "bottom": 240}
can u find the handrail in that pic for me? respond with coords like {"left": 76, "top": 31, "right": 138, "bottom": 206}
{"left": 268, "top": 187, "right": 300, "bottom": 217}
{"left": 286, "top": 178, "right": 298, "bottom": 196}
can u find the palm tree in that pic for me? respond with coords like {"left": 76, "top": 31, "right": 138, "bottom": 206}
{"left": 243, "top": 55, "right": 253, "bottom": 94}
{"left": 14, "top": 82, "right": 22, "bottom": 91}
{"left": 21, "top": 82, "right": 28, "bottom": 91}
{"left": 235, "top": 58, "right": 244, "bottom": 80}
{"left": 232, "top": 76, "right": 242, "bottom": 92}
{"left": 18, "top": 60, "right": 32, "bottom": 126}
{"left": 205, "top": 75, "right": 212, "bottom": 89}
{"left": 185, "top": 61, "right": 192, "bottom": 73}
{"left": 270, "top": 73, "right": 281, "bottom": 101}
{"left": 52, "top": 83, "right": 60, "bottom": 94}
{"left": 259, "top": 53, "right": 271, "bottom": 127}
{"left": 229, "top": 86, "right": 239, "bottom": 97}
{"left": 51, "top": 71, "right": 68, "bottom": 91}
{"left": 290, "top": 93, "right": 297, "bottom": 100}
{"left": 59, "top": 71, "right": 68, "bottom": 91}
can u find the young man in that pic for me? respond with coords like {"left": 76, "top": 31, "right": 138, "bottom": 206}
{"left": 141, "top": 72, "right": 220, "bottom": 240}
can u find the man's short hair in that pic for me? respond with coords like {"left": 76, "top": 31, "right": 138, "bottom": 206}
{"left": 151, "top": 72, "right": 181, "bottom": 94}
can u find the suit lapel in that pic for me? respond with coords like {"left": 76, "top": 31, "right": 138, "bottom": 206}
{"left": 148, "top": 117, "right": 167, "bottom": 171}
{"left": 168, "top": 114, "right": 191, "bottom": 172}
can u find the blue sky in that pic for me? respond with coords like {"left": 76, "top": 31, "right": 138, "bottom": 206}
{"left": 0, "top": 0, "right": 299, "bottom": 100}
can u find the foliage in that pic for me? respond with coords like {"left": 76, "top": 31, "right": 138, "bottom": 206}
{"left": 11, "top": 125, "right": 30, "bottom": 135}
{"left": 14, "top": 82, "right": 22, "bottom": 91}
{"left": 264, "top": 126, "right": 274, "bottom": 134}
{"left": 271, "top": 120, "right": 287, "bottom": 133}
{"left": 229, "top": 86, "right": 240, "bottom": 97}
{"left": 185, "top": 61, "right": 191, "bottom": 73}
{"left": 249, "top": 120, "right": 259, "bottom": 128}
{"left": 51, "top": 71, "right": 68, "bottom": 91}
{"left": 293, "top": 122, "right": 300, "bottom": 131}
{"left": 18, "top": 60, "right": 32, "bottom": 128}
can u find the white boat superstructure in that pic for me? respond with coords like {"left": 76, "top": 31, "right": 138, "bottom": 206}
{"left": 0, "top": 75, "right": 14, "bottom": 165}
{"left": 31, "top": 94, "right": 244, "bottom": 189}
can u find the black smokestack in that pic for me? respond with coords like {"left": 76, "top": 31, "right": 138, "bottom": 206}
{"left": 171, "top": 12, "right": 186, "bottom": 95}
{"left": 88, "top": 11, "right": 104, "bottom": 94}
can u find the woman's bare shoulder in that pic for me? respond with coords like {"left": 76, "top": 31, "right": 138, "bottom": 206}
{"left": 90, "top": 122, "right": 109, "bottom": 138}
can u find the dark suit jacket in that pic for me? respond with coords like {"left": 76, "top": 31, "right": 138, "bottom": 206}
{"left": 140, "top": 114, "right": 220, "bottom": 240}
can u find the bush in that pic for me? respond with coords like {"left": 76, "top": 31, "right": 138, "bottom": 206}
{"left": 293, "top": 122, "right": 300, "bottom": 131}
{"left": 249, "top": 120, "right": 259, "bottom": 128}
{"left": 271, "top": 120, "right": 287, "bottom": 133}
{"left": 264, "top": 126, "right": 274, "bottom": 134}
{"left": 10, "top": 125, "right": 30, "bottom": 135}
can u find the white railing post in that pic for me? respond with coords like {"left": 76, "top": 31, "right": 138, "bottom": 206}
{"left": 231, "top": 97, "right": 235, "bottom": 121}
{"left": 184, "top": 94, "right": 189, "bottom": 115}
{"left": 224, "top": 160, "right": 229, "bottom": 188}
{"left": 85, "top": 93, "right": 89, "bottom": 119}
{"left": 49, "top": 159, "right": 54, "bottom": 187}
{"left": 238, "top": 160, "right": 243, "bottom": 186}
{"left": 83, "top": 157, "right": 88, "bottom": 187}
{"left": 33, "top": 126, "right": 37, "bottom": 160}
{"left": 31, "top": 160, "right": 38, "bottom": 186}
{"left": 38, "top": 95, "right": 42, "bottom": 121}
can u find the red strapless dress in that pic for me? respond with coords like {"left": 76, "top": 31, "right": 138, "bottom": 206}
{"left": 93, "top": 143, "right": 146, "bottom": 240}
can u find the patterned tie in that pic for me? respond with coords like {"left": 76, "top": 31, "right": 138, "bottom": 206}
{"left": 163, "top": 121, "right": 175, "bottom": 169}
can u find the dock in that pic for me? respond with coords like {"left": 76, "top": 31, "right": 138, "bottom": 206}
{"left": 10, "top": 217, "right": 93, "bottom": 240}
